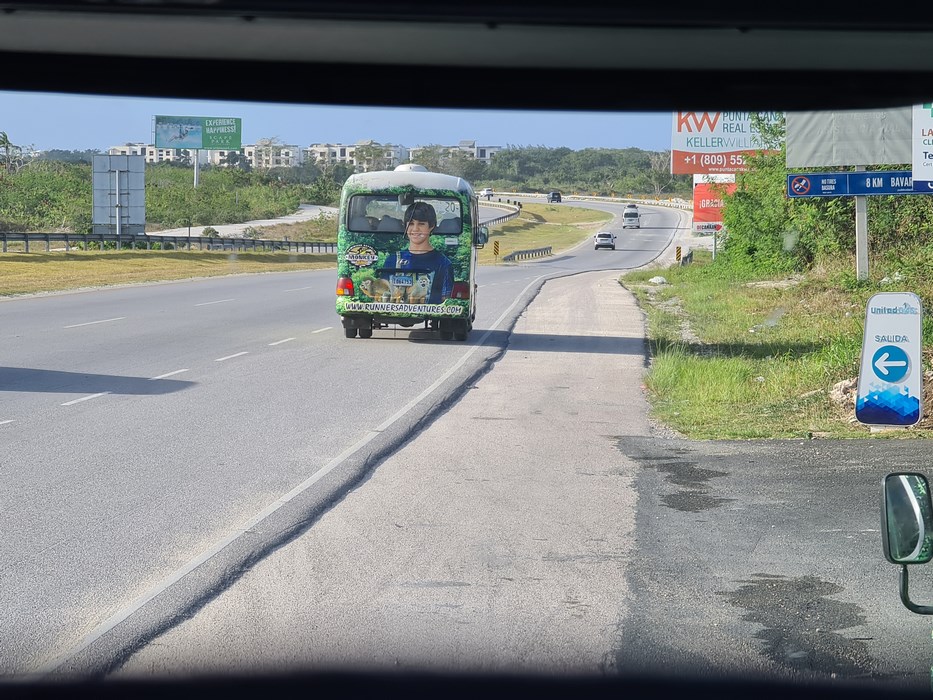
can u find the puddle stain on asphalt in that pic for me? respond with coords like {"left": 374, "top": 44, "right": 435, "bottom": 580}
{"left": 720, "top": 573, "right": 883, "bottom": 679}
{"left": 614, "top": 440, "right": 736, "bottom": 513}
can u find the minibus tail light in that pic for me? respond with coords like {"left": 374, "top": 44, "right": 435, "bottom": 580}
{"left": 336, "top": 277, "right": 354, "bottom": 296}
{"left": 451, "top": 282, "right": 470, "bottom": 300}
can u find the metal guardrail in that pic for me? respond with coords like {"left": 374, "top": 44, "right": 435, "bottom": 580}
{"left": 502, "top": 246, "right": 552, "bottom": 262}
{"left": 0, "top": 232, "right": 336, "bottom": 254}
{"left": 479, "top": 199, "right": 521, "bottom": 228}
{"left": 491, "top": 192, "right": 692, "bottom": 210}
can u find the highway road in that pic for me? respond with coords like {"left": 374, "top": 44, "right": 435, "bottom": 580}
{"left": 0, "top": 200, "right": 683, "bottom": 677}
{"left": 5, "top": 200, "right": 933, "bottom": 689}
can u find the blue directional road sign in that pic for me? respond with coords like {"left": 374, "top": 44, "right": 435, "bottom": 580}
{"left": 856, "top": 292, "right": 923, "bottom": 426}
{"left": 871, "top": 345, "right": 910, "bottom": 384}
{"left": 787, "top": 171, "right": 922, "bottom": 198}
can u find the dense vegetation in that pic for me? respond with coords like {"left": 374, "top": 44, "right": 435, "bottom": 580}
{"left": 719, "top": 118, "right": 933, "bottom": 287}
{"left": 478, "top": 146, "right": 690, "bottom": 197}
{"left": 0, "top": 144, "right": 687, "bottom": 233}
{"left": 0, "top": 161, "right": 349, "bottom": 233}
{"left": 621, "top": 113, "right": 933, "bottom": 438}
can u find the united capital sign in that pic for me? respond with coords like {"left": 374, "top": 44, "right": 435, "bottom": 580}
{"left": 671, "top": 111, "right": 783, "bottom": 175}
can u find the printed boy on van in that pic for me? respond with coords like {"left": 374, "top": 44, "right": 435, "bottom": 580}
{"left": 380, "top": 201, "right": 454, "bottom": 304}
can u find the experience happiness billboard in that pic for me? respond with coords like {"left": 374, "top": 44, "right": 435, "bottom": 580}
{"left": 154, "top": 115, "right": 242, "bottom": 150}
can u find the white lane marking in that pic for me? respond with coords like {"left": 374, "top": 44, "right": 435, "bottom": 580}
{"left": 0, "top": 420, "right": 13, "bottom": 426}
{"left": 215, "top": 352, "right": 248, "bottom": 362}
{"left": 63, "top": 317, "right": 125, "bottom": 329}
{"left": 195, "top": 299, "right": 235, "bottom": 307}
{"left": 312, "top": 327, "right": 332, "bottom": 334}
{"left": 268, "top": 338, "right": 295, "bottom": 346}
{"left": 150, "top": 369, "right": 189, "bottom": 380}
{"left": 283, "top": 286, "right": 313, "bottom": 292}
{"left": 32, "top": 273, "right": 548, "bottom": 677}
{"left": 61, "top": 392, "right": 109, "bottom": 406}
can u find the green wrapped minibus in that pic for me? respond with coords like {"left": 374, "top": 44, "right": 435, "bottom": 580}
{"left": 335, "top": 164, "right": 488, "bottom": 341}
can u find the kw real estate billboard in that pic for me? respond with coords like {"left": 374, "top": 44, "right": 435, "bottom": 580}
{"left": 671, "top": 111, "right": 782, "bottom": 175}
{"left": 154, "top": 115, "right": 242, "bottom": 150}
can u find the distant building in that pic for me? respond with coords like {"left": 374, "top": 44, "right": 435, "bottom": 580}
{"left": 108, "top": 138, "right": 498, "bottom": 171}
{"left": 307, "top": 141, "right": 408, "bottom": 171}
{"left": 107, "top": 142, "right": 209, "bottom": 164}
{"left": 408, "top": 140, "right": 502, "bottom": 165}
{"left": 245, "top": 141, "right": 305, "bottom": 169}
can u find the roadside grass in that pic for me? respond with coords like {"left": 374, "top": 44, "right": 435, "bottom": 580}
{"left": 479, "top": 202, "right": 610, "bottom": 265}
{"left": 0, "top": 251, "right": 335, "bottom": 296}
{"left": 0, "top": 203, "right": 608, "bottom": 296}
{"left": 243, "top": 212, "right": 338, "bottom": 242}
{"left": 622, "top": 251, "right": 932, "bottom": 439}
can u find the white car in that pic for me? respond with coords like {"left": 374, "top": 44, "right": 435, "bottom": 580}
{"left": 479, "top": 187, "right": 493, "bottom": 199}
{"left": 594, "top": 231, "right": 616, "bottom": 250}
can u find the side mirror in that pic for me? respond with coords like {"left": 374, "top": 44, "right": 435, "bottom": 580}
{"left": 882, "top": 473, "right": 933, "bottom": 564}
{"left": 475, "top": 225, "right": 489, "bottom": 247}
{"left": 881, "top": 472, "right": 933, "bottom": 615}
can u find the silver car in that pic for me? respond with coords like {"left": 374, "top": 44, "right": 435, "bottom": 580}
{"left": 594, "top": 231, "right": 616, "bottom": 250}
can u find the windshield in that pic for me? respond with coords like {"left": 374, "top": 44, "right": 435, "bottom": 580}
{"left": 5, "top": 6, "right": 933, "bottom": 698}
{"left": 346, "top": 195, "right": 463, "bottom": 234}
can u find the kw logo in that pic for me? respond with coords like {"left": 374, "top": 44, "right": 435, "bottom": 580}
{"left": 676, "top": 112, "right": 721, "bottom": 133}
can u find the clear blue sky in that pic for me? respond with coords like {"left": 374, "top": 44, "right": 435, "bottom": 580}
{"left": 0, "top": 91, "right": 673, "bottom": 153}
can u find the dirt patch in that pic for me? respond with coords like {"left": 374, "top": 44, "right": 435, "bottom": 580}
{"left": 828, "top": 370, "right": 933, "bottom": 430}
{"left": 745, "top": 275, "right": 803, "bottom": 290}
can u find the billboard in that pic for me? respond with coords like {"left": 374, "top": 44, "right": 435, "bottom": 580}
{"left": 154, "top": 115, "right": 242, "bottom": 150}
{"left": 785, "top": 108, "right": 911, "bottom": 168}
{"left": 671, "top": 111, "right": 782, "bottom": 175}
{"left": 92, "top": 154, "right": 146, "bottom": 236}
{"left": 692, "top": 174, "right": 735, "bottom": 233}
{"left": 912, "top": 104, "right": 933, "bottom": 191}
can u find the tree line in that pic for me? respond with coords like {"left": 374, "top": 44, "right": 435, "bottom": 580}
{"left": 0, "top": 135, "right": 688, "bottom": 233}
{"left": 719, "top": 114, "right": 933, "bottom": 279}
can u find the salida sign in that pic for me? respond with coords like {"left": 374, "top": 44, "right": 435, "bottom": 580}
{"left": 671, "top": 111, "right": 782, "bottom": 175}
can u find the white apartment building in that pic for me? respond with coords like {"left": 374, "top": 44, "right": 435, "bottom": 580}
{"left": 108, "top": 139, "right": 495, "bottom": 171}
{"left": 408, "top": 140, "right": 502, "bottom": 165}
{"left": 306, "top": 141, "right": 408, "bottom": 171}
{"left": 110, "top": 142, "right": 302, "bottom": 169}
{"left": 108, "top": 143, "right": 209, "bottom": 164}
{"left": 244, "top": 141, "right": 305, "bottom": 169}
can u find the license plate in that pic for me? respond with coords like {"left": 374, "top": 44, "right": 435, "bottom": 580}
{"left": 390, "top": 274, "right": 413, "bottom": 286}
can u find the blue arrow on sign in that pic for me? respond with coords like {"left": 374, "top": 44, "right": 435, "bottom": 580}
{"left": 872, "top": 344, "right": 910, "bottom": 383}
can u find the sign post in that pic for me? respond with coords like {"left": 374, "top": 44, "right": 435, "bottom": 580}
{"left": 856, "top": 292, "right": 923, "bottom": 427}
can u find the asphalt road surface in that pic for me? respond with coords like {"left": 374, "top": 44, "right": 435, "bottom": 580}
{"left": 6, "top": 200, "right": 926, "bottom": 692}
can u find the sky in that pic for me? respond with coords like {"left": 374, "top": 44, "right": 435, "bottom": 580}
{"left": 0, "top": 91, "right": 673, "bottom": 153}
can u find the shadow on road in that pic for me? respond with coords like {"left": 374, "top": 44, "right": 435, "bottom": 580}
{"left": 0, "top": 367, "right": 195, "bottom": 395}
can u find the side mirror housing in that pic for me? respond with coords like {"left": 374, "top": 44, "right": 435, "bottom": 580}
{"left": 882, "top": 473, "right": 933, "bottom": 565}
{"left": 881, "top": 472, "right": 933, "bottom": 615}
{"left": 475, "top": 225, "right": 489, "bottom": 247}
